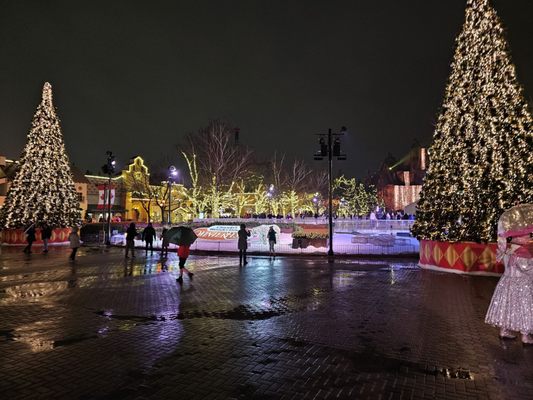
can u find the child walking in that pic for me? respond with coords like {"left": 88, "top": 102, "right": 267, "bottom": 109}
{"left": 176, "top": 244, "right": 194, "bottom": 283}
{"left": 69, "top": 227, "right": 81, "bottom": 261}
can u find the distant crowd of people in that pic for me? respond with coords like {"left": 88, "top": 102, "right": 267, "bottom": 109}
{"left": 236, "top": 210, "right": 415, "bottom": 221}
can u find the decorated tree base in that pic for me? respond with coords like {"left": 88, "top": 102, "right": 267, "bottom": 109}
{"left": 419, "top": 240, "right": 504, "bottom": 276}
{"left": 0, "top": 228, "right": 71, "bottom": 246}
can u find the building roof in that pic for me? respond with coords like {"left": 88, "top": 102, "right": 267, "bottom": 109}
{"left": 71, "top": 164, "right": 90, "bottom": 184}
{"left": 368, "top": 143, "right": 427, "bottom": 188}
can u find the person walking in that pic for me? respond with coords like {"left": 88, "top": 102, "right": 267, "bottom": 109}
{"left": 41, "top": 223, "right": 52, "bottom": 253}
{"left": 142, "top": 222, "right": 156, "bottom": 255}
{"left": 238, "top": 224, "right": 251, "bottom": 265}
{"left": 267, "top": 226, "right": 277, "bottom": 259}
{"left": 68, "top": 227, "right": 81, "bottom": 261}
{"left": 125, "top": 222, "right": 137, "bottom": 258}
{"left": 23, "top": 222, "right": 36, "bottom": 254}
{"left": 176, "top": 244, "right": 193, "bottom": 284}
{"left": 161, "top": 227, "right": 169, "bottom": 257}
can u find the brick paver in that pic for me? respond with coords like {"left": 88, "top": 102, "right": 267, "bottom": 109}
{"left": 0, "top": 246, "right": 531, "bottom": 399}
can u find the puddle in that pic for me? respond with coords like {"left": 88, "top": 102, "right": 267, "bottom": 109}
{"left": 53, "top": 334, "right": 98, "bottom": 348}
{"left": 0, "top": 329, "right": 15, "bottom": 341}
{"left": 434, "top": 367, "right": 474, "bottom": 380}
{"left": 94, "top": 288, "right": 331, "bottom": 323}
{"left": 95, "top": 310, "right": 161, "bottom": 323}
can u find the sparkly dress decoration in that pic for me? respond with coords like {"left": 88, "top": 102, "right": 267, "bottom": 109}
{"left": 485, "top": 204, "right": 533, "bottom": 335}
{"left": 485, "top": 248, "right": 533, "bottom": 334}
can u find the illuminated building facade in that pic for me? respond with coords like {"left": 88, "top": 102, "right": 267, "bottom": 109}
{"left": 369, "top": 144, "right": 427, "bottom": 212}
{"left": 1, "top": 155, "right": 188, "bottom": 224}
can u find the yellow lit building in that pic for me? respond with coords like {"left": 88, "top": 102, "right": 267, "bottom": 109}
{"left": 85, "top": 156, "right": 190, "bottom": 223}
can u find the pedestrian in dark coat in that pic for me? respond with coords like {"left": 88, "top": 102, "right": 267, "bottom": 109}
{"left": 125, "top": 222, "right": 137, "bottom": 258}
{"left": 23, "top": 222, "right": 36, "bottom": 254}
{"left": 68, "top": 227, "right": 81, "bottom": 261}
{"left": 267, "top": 226, "right": 277, "bottom": 258}
{"left": 41, "top": 223, "right": 52, "bottom": 253}
{"left": 238, "top": 224, "right": 251, "bottom": 265}
{"left": 142, "top": 222, "right": 156, "bottom": 254}
{"left": 160, "top": 227, "right": 169, "bottom": 257}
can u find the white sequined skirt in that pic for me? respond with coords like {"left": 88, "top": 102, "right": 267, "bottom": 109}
{"left": 485, "top": 275, "right": 533, "bottom": 334}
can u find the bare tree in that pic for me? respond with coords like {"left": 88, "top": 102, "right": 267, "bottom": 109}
{"left": 184, "top": 120, "right": 253, "bottom": 187}
{"left": 285, "top": 159, "right": 312, "bottom": 193}
{"left": 307, "top": 169, "right": 328, "bottom": 195}
{"left": 269, "top": 151, "right": 286, "bottom": 190}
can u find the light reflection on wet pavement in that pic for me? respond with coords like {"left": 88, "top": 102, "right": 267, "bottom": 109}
{"left": 0, "top": 246, "right": 532, "bottom": 399}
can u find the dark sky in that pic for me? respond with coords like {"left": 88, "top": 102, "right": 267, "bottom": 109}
{"left": 1, "top": 0, "right": 532, "bottom": 178}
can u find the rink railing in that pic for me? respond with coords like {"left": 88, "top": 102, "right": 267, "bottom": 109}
{"left": 186, "top": 241, "right": 419, "bottom": 256}
{"left": 193, "top": 218, "right": 415, "bottom": 232}
{"left": 110, "top": 237, "right": 419, "bottom": 256}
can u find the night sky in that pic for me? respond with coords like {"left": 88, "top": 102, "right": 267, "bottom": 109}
{"left": 1, "top": 0, "right": 532, "bottom": 178}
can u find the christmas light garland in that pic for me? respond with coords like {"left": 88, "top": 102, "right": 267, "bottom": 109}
{"left": 0, "top": 83, "right": 81, "bottom": 228}
{"left": 412, "top": 0, "right": 533, "bottom": 243}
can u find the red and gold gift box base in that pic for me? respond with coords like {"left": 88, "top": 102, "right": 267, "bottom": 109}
{"left": 419, "top": 239, "right": 504, "bottom": 276}
{"left": 0, "top": 228, "right": 71, "bottom": 246}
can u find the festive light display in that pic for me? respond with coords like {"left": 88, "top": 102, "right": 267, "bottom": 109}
{"left": 412, "top": 0, "right": 533, "bottom": 243}
{"left": 0, "top": 83, "right": 81, "bottom": 228}
{"left": 333, "top": 176, "right": 380, "bottom": 217}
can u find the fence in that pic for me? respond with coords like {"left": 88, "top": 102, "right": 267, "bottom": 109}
{"left": 193, "top": 217, "right": 415, "bottom": 233}
{"left": 186, "top": 241, "right": 418, "bottom": 256}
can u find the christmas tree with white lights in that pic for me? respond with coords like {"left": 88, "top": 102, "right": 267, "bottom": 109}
{"left": 1, "top": 82, "right": 81, "bottom": 228}
{"left": 412, "top": 0, "right": 533, "bottom": 243}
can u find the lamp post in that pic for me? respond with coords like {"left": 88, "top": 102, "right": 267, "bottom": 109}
{"left": 313, "top": 127, "right": 347, "bottom": 257}
{"left": 313, "top": 193, "right": 319, "bottom": 217}
{"left": 101, "top": 151, "right": 116, "bottom": 245}
{"left": 339, "top": 197, "right": 346, "bottom": 218}
{"left": 267, "top": 184, "right": 274, "bottom": 217}
{"left": 167, "top": 166, "right": 178, "bottom": 224}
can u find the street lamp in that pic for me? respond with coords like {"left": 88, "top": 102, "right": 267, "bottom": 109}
{"left": 339, "top": 197, "right": 347, "bottom": 218}
{"left": 101, "top": 151, "right": 116, "bottom": 245}
{"left": 167, "top": 166, "right": 178, "bottom": 224}
{"left": 313, "top": 127, "right": 347, "bottom": 257}
{"left": 267, "top": 184, "right": 274, "bottom": 216}
{"left": 312, "top": 192, "right": 320, "bottom": 217}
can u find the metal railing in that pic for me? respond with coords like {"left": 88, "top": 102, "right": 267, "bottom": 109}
{"left": 186, "top": 240, "right": 418, "bottom": 256}
{"left": 192, "top": 217, "right": 415, "bottom": 232}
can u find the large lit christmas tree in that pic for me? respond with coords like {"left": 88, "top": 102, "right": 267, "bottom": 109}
{"left": 412, "top": 0, "right": 533, "bottom": 243}
{"left": 1, "top": 83, "right": 81, "bottom": 228}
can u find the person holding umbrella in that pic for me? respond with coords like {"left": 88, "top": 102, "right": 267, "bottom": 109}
{"left": 176, "top": 244, "right": 193, "bottom": 284}
{"left": 163, "top": 226, "right": 198, "bottom": 284}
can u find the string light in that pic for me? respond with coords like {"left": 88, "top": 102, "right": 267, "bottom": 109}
{"left": 0, "top": 83, "right": 81, "bottom": 228}
{"left": 412, "top": 0, "right": 533, "bottom": 243}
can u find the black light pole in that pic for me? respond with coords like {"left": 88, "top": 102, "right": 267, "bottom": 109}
{"left": 167, "top": 166, "right": 177, "bottom": 224}
{"left": 167, "top": 180, "right": 171, "bottom": 224}
{"left": 314, "top": 127, "right": 347, "bottom": 257}
{"left": 101, "top": 151, "right": 116, "bottom": 245}
{"left": 327, "top": 129, "right": 334, "bottom": 256}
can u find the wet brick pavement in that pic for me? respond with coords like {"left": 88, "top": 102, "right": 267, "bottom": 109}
{"left": 0, "top": 246, "right": 532, "bottom": 399}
